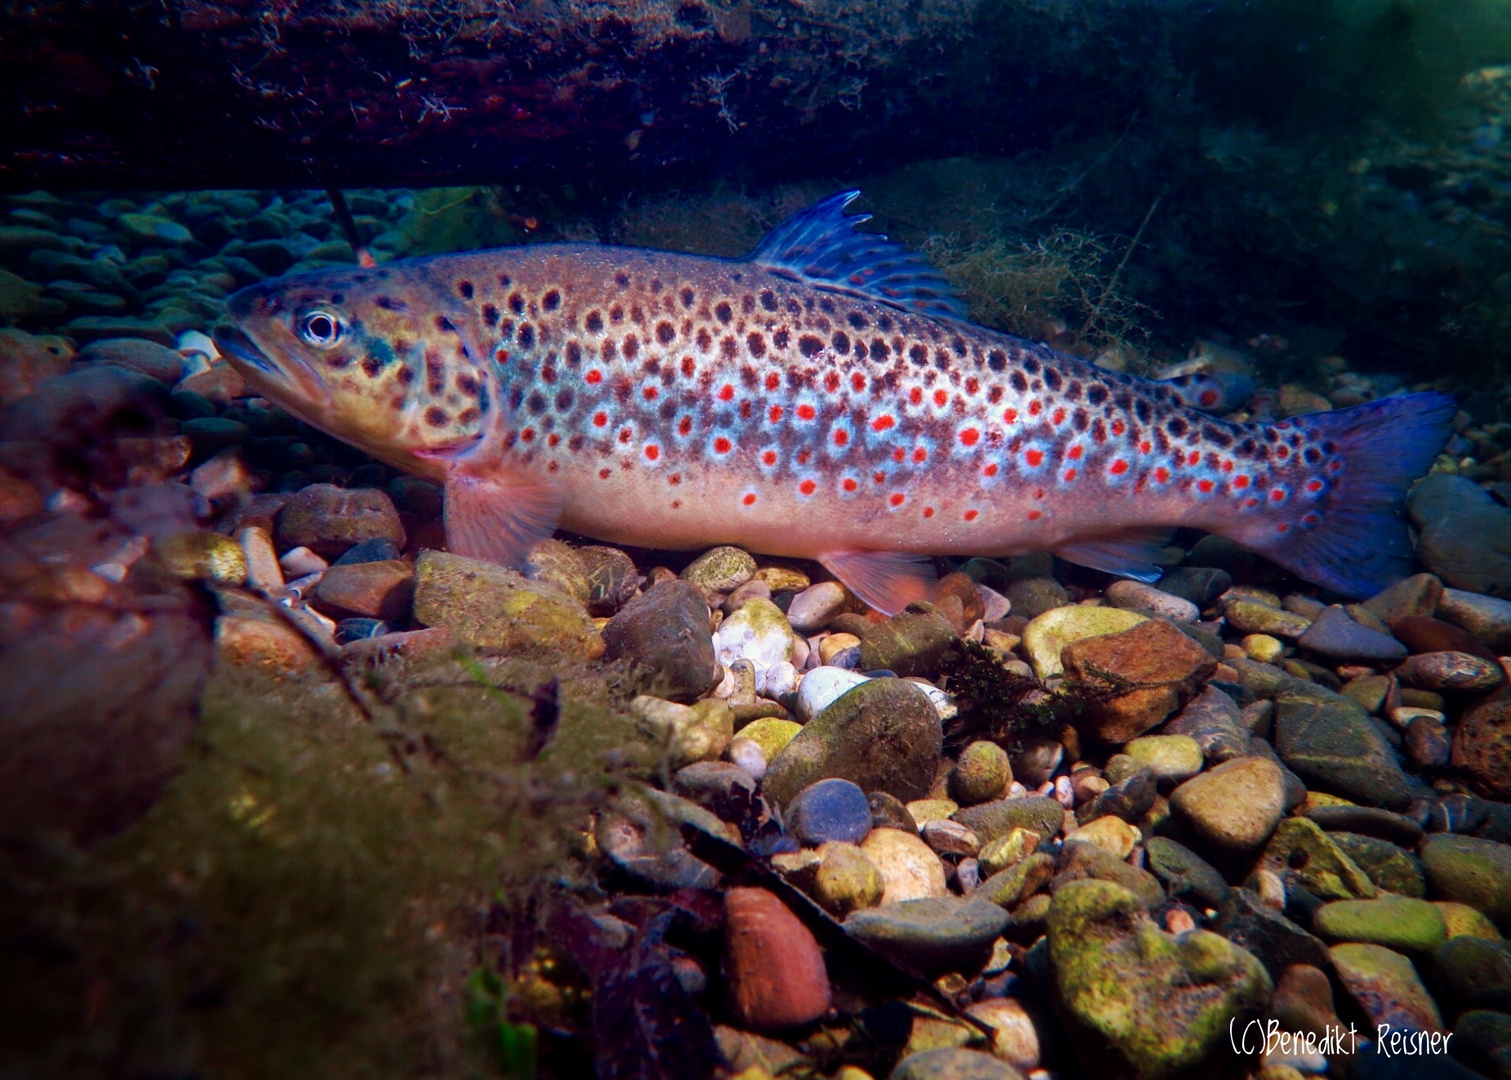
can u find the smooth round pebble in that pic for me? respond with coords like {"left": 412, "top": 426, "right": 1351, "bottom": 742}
{"left": 681, "top": 545, "right": 757, "bottom": 592}
{"left": 1067, "top": 815, "right": 1139, "bottom": 860}
{"left": 1169, "top": 755, "right": 1286, "bottom": 853}
{"left": 1105, "top": 580, "right": 1200, "bottom": 622}
{"left": 785, "top": 778, "right": 873, "bottom": 847}
{"left": 795, "top": 665, "right": 870, "bottom": 721}
{"left": 813, "top": 841, "right": 885, "bottom": 916}
{"left": 1242, "top": 633, "right": 1285, "bottom": 663}
{"left": 949, "top": 741, "right": 1012, "bottom": 805}
{"left": 845, "top": 896, "right": 1010, "bottom": 975}
{"left": 860, "top": 826, "right": 948, "bottom": 903}
{"left": 787, "top": 580, "right": 849, "bottom": 632}
{"left": 1122, "top": 734, "right": 1204, "bottom": 785}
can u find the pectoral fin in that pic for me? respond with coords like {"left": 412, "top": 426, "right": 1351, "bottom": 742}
{"left": 1053, "top": 528, "right": 1173, "bottom": 582}
{"left": 443, "top": 472, "right": 562, "bottom": 568}
{"left": 818, "top": 549, "right": 936, "bottom": 616}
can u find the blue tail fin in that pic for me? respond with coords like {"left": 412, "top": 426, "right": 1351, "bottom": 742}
{"left": 1226, "top": 392, "right": 1456, "bottom": 597}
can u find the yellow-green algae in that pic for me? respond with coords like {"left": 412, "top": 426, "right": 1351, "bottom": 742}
{"left": 0, "top": 646, "right": 658, "bottom": 1079}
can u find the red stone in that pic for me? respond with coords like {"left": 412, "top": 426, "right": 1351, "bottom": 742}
{"left": 724, "top": 886, "right": 831, "bottom": 1030}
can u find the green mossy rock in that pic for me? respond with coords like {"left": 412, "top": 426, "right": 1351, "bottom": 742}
{"left": 1048, "top": 879, "right": 1272, "bottom": 1080}
{"left": 412, "top": 551, "right": 604, "bottom": 659}
{"left": 1421, "top": 835, "right": 1511, "bottom": 928}
{"left": 764, "top": 677, "right": 942, "bottom": 807}
{"left": 857, "top": 604, "right": 959, "bottom": 677}
{"left": 1313, "top": 896, "right": 1446, "bottom": 953}
{"left": 1256, "top": 817, "right": 1377, "bottom": 901}
{"left": 1272, "top": 685, "right": 1414, "bottom": 809}
{"left": 1329, "top": 832, "right": 1426, "bottom": 898}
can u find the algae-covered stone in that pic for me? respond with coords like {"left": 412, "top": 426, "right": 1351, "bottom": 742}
{"left": 1432, "top": 936, "right": 1511, "bottom": 1015}
{"left": 412, "top": 551, "right": 603, "bottom": 658}
{"left": 1021, "top": 605, "right": 1146, "bottom": 680}
{"left": 1421, "top": 835, "right": 1511, "bottom": 928}
{"left": 1122, "top": 734, "right": 1203, "bottom": 785}
{"left": 1052, "top": 842, "right": 1165, "bottom": 909}
{"left": 764, "top": 678, "right": 942, "bottom": 807}
{"left": 1313, "top": 896, "right": 1447, "bottom": 953}
{"left": 1329, "top": 832, "right": 1426, "bottom": 898}
{"left": 153, "top": 530, "right": 247, "bottom": 586}
{"left": 630, "top": 695, "right": 733, "bottom": 769}
{"left": 275, "top": 484, "right": 405, "bottom": 559}
{"left": 1256, "top": 817, "right": 1377, "bottom": 901}
{"left": 1048, "top": 879, "right": 1272, "bottom": 1080}
{"left": 978, "top": 827, "right": 1044, "bottom": 878}
{"left": 974, "top": 852, "right": 1056, "bottom": 910}
{"left": 812, "top": 841, "right": 884, "bottom": 916}
{"left": 737, "top": 717, "right": 801, "bottom": 761}
{"left": 1272, "top": 684, "right": 1415, "bottom": 809}
{"left": 1436, "top": 902, "right": 1504, "bottom": 941}
{"left": 1330, "top": 942, "right": 1445, "bottom": 1034}
{"left": 845, "top": 896, "right": 1010, "bottom": 975}
{"left": 857, "top": 605, "right": 958, "bottom": 677}
{"left": 949, "top": 741, "right": 1012, "bottom": 806}
{"left": 952, "top": 795, "right": 1064, "bottom": 844}
{"left": 1145, "top": 836, "right": 1230, "bottom": 909}
{"left": 681, "top": 545, "right": 757, "bottom": 591}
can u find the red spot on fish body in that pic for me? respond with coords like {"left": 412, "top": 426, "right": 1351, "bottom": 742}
{"left": 1025, "top": 449, "right": 1044, "bottom": 467}
{"left": 873, "top": 415, "right": 895, "bottom": 431}
{"left": 586, "top": 369, "right": 602, "bottom": 384}
{"left": 769, "top": 405, "right": 783, "bottom": 422}
{"left": 714, "top": 437, "right": 732, "bottom": 454}
{"left": 833, "top": 429, "right": 849, "bottom": 447}
{"left": 718, "top": 384, "right": 734, "bottom": 401}
{"left": 765, "top": 373, "right": 780, "bottom": 390}
{"left": 593, "top": 411, "right": 608, "bottom": 427}
{"left": 1112, "top": 420, "right": 1126, "bottom": 436}
{"left": 1003, "top": 408, "right": 1018, "bottom": 424}
{"left": 1200, "top": 388, "right": 1219, "bottom": 406}
{"left": 799, "top": 479, "right": 816, "bottom": 495}
{"left": 933, "top": 389, "right": 948, "bottom": 407}
{"left": 645, "top": 444, "right": 660, "bottom": 461}
{"left": 1028, "top": 400, "right": 1042, "bottom": 416}
{"left": 1198, "top": 478, "right": 1214, "bottom": 493}
{"left": 913, "top": 447, "right": 927, "bottom": 463}
{"left": 1110, "top": 459, "right": 1129, "bottom": 475}
{"left": 678, "top": 416, "right": 693, "bottom": 436}
{"left": 963, "top": 509, "right": 979, "bottom": 521}
{"left": 843, "top": 477, "right": 858, "bottom": 492}
{"left": 1233, "top": 475, "right": 1250, "bottom": 489}
{"left": 1052, "top": 407, "right": 1066, "bottom": 426}
{"left": 960, "top": 427, "right": 980, "bottom": 447}
{"left": 923, "top": 506, "right": 935, "bottom": 518}
{"left": 1067, "top": 444, "right": 1083, "bottom": 460}
{"left": 797, "top": 404, "right": 816, "bottom": 421}
{"left": 743, "top": 493, "right": 757, "bottom": 506}
{"left": 910, "top": 387, "right": 923, "bottom": 405}
{"left": 889, "top": 493, "right": 906, "bottom": 507}
{"left": 1027, "top": 509, "right": 1042, "bottom": 521}
{"left": 983, "top": 463, "right": 999, "bottom": 478}
{"left": 1154, "top": 467, "right": 1170, "bottom": 484}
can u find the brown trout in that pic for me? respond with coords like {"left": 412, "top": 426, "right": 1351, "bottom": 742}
{"left": 214, "top": 192, "right": 1454, "bottom": 613}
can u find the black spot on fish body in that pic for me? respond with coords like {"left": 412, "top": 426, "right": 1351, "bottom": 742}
{"left": 834, "top": 332, "right": 851, "bottom": 355}
{"left": 623, "top": 334, "right": 639, "bottom": 359}
{"left": 614, "top": 272, "right": 631, "bottom": 288}
{"left": 435, "top": 315, "right": 455, "bottom": 333}
{"left": 458, "top": 280, "right": 474, "bottom": 299}
{"left": 1135, "top": 399, "right": 1153, "bottom": 424}
{"left": 482, "top": 303, "right": 499, "bottom": 326}
{"left": 1010, "top": 370, "right": 1028, "bottom": 393}
{"left": 543, "top": 289, "right": 561, "bottom": 311}
{"left": 565, "top": 341, "right": 582, "bottom": 366}
{"left": 747, "top": 332, "right": 766, "bottom": 357}
{"left": 361, "top": 354, "right": 384, "bottom": 377}
{"left": 848, "top": 312, "right": 868, "bottom": 331}
{"left": 509, "top": 293, "right": 525, "bottom": 314}
{"left": 680, "top": 286, "right": 695, "bottom": 308}
{"left": 585, "top": 311, "right": 604, "bottom": 333}
{"left": 715, "top": 301, "right": 733, "bottom": 324}
{"left": 987, "top": 349, "right": 1006, "bottom": 372}
{"left": 518, "top": 325, "right": 535, "bottom": 349}
{"left": 1022, "top": 356, "right": 1040, "bottom": 375}
{"left": 1044, "top": 367, "right": 1063, "bottom": 392}
{"left": 1087, "top": 383, "right": 1108, "bottom": 406}
{"left": 1167, "top": 417, "right": 1189, "bottom": 437}
{"left": 759, "top": 289, "right": 778, "bottom": 312}
{"left": 526, "top": 391, "right": 546, "bottom": 414}
{"left": 656, "top": 321, "right": 676, "bottom": 345}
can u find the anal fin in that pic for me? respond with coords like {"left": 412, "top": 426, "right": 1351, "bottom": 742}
{"left": 443, "top": 472, "right": 562, "bottom": 568}
{"left": 1054, "top": 528, "right": 1173, "bottom": 582}
{"left": 818, "top": 549, "right": 936, "bottom": 616}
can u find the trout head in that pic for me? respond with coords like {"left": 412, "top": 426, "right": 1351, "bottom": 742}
{"left": 214, "top": 265, "right": 490, "bottom": 474}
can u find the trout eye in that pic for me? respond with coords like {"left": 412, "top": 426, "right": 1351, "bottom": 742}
{"left": 296, "top": 310, "right": 344, "bottom": 348}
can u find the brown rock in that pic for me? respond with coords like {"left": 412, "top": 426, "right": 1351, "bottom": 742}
{"left": 936, "top": 571, "right": 986, "bottom": 632}
{"left": 339, "top": 626, "right": 456, "bottom": 668}
{"left": 312, "top": 559, "right": 415, "bottom": 621}
{"left": 79, "top": 337, "right": 185, "bottom": 384}
{"left": 1061, "top": 619, "right": 1218, "bottom": 743}
{"left": 724, "top": 887, "right": 831, "bottom": 1030}
{"left": 178, "top": 360, "right": 246, "bottom": 404}
{"left": 1269, "top": 964, "right": 1343, "bottom": 1040}
{"left": 1394, "top": 651, "right": 1504, "bottom": 693}
{"left": 1453, "top": 686, "right": 1511, "bottom": 800}
{"left": 1389, "top": 615, "right": 1497, "bottom": 661}
{"left": 215, "top": 613, "right": 323, "bottom": 675}
{"left": 0, "top": 327, "right": 71, "bottom": 405}
{"left": 275, "top": 484, "right": 405, "bottom": 559}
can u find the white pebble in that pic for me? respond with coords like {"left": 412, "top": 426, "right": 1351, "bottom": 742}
{"left": 786, "top": 580, "right": 849, "bottom": 632}
{"left": 795, "top": 665, "right": 870, "bottom": 721}
{"left": 759, "top": 660, "right": 799, "bottom": 700}
{"left": 977, "top": 582, "right": 1012, "bottom": 622}
{"left": 1053, "top": 775, "right": 1075, "bottom": 809}
{"left": 728, "top": 736, "right": 767, "bottom": 779}
{"left": 278, "top": 545, "right": 327, "bottom": 577}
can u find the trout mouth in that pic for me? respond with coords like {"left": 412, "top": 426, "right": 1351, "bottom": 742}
{"left": 212, "top": 323, "right": 279, "bottom": 376}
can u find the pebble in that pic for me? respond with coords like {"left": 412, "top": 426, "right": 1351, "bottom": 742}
{"left": 1420, "top": 835, "right": 1511, "bottom": 926}
{"left": 1437, "top": 587, "right": 1511, "bottom": 653}
{"left": 811, "top": 841, "right": 884, "bottom": 916}
{"left": 1272, "top": 684, "right": 1415, "bottom": 809}
{"left": 794, "top": 665, "right": 869, "bottom": 721}
{"left": 1408, "top": 473, "right": 1511, "bottom": 596}
{"left": 1220, "top": 595, "right": 1313, "bottom": 639}
{"left": 737, "top": 717, "right": 802, "bottom": 762}
{"left": 764, "top": 677, "right": 941, "bottom": 807}
{"left": 681, "top": 545, "right": 757, "bottom": 592}
{"left": 312, "top": 559, "right": 414, "bottom": 621}
{"left": 1258, "top": 817, "right": 1378, "bottom": 901}
{"left": 1361, "top": 572, "right": 1444, "bottom": 624}
{"left": 1066, "top": 815, "right": 1138, "bottom": 859}
{"left": 888, "top": 1047, "right": 1025, "bottom": 1080}
{"left": 714, "top": 597, "right": 795, "bottom": 674}
{"left": 948, "top": 741, "right": 1011, "bottom": 805}
{"left": 411, "top": 551, "right": 603, "bottom": 658}
{"left": 1060, "top": 618, "right": 1218, "bottom": 743}
{"left": 1020, "top": 604, "right": 1146, "bottom": 680}
{"left": 1169, "top": 755, "right": 1286, "bottom": 854}
{"left": 238, "top": 525, "right": 283, "bottom": 595}
{"left": 723, "top": 886, "right": 831, "bottom": 1031}
{"left": 1303, "top": 805, "right": 1423, "bottom": 846}
{"left": 1296, "top": 604, "right": 1407, "bottom": 661}
{"left": 868, "top": 791, "right": 918, "bottom": 833}
{"left": 1397, "top": 650, "right": 1505, "bottom": 692}
{"left": 1390, "top": 614, "right": 1498, "bottom": 660}
{"left": 953, "top": 795, "right": 1064, "bottom": 844}
{"left": 1331, "top": 831, "right": 1427, "bottom": 897}
{"left": 856, "top": 606, "right": 958, "bottom": 677}
{"left": 274, "top": 484, "right": 405, "bottom": 560}
{"left": 860, "top": 826, "right": 949, "bottom": 903}
{"left": 786, "top": 581, "right": 849, "bottom": 632}
{"left": 1122, "top": 734, "right": 1203, "bottom": 785}
{"left": 1104, "top": 580, "right": 1200, "bottom": 622}
{"left": 277, "top": 545, "right": 327, "bottom": 578}
{"left": 601, "top": 581, "right": 720, "bottom": 702}
{"left": 784, "top": 778, "right": 872, "bottom": 846}
{"left": 79, "top": 337, "right": 186, "bottom": 384}
{"left": 1241, "top": 633, "right": 1285, "bottom": 663}
{"left": 817, "top": 631, "right": 862, "bottom": 666}
{"left": 1164, "top": 684, "right": 1250, "bottom": 763}
{"left": 672, "top": 761, "right": 758, "bottom": 822}
{"left": 1144, "top": 836, "right": 1230, "bottom": 909}
{"left": 1330, "top": 941, "right": 1445, "bottom": 1035}
{"left": 1431, "top": 937, "right": 1511, "bottom": 1017}
{"left": 631, "top": 696, "right": 733, "bottom": 769}
{"left": 1313, "top": 896, "right": 1447, "bottom": 953}
{"left": 1454, "top": 689, "right": 1511, "bottom": 800}
{"left": 845, "top": 896, "right": 1010, "bottom": 975}
{"left": 727, "top": 736, "right": 768, "bottom": 778}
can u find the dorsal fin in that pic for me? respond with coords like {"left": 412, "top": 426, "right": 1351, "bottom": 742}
{"left": 747, "top": 191, "right": 969, "bottom": 322}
